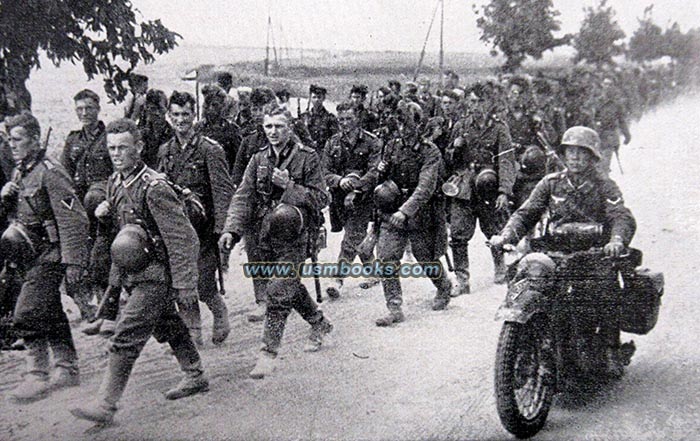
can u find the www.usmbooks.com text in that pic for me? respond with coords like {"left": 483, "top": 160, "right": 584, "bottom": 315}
{"left": 241, "top": 261, "right": 443, "bottom": 279}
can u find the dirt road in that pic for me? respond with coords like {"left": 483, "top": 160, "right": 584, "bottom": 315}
{"left": 1, "top": 93, "right": 699, "bottom": 441}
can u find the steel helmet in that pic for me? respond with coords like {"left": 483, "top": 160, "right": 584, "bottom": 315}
{"left": 267, "top": 203, "right": 306, "bottom": 242}
{"left": 520, "top": 145, "right": 547, "bottom": 176}
{"left": 374, "top": 179, "right": 402, "bottom": 213}
{"left": 0, "top": 222, "right": 37, "bottom": 265}
{"left": 396, "top": 100, "right": 424, "bottom": 126}
{"left": 83, "top": 182, "right": 107, "bottom": 216}
{"left": 559, "top": 126, "right": 602, "bottom": 161}
{"left": 110, "top": 224, "right": 152, "bottom": 273}
{"left": 475, "top": 168, "right": 499, "bottom": 202}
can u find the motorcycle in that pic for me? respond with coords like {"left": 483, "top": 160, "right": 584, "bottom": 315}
{"left": 491, "top": 238, "right": 664, "bottom": 439}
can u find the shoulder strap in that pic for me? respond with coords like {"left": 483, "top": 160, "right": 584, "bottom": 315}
{"left": 278, "top": 144, "right": 299, "bottom": 172}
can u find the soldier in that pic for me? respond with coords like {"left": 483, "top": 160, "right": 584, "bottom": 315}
{"left": 322, "top": 102, "right": 382, "bottom": 298}
{"left": 490, "top": 126, "right": 636, "bottom": 376}
{"left": 438, "top": 70, "right": 460, "bottom": 96}
{"left": 403, "top": 82, "right": 419, "bottom": 103}
{"left": 215, "top": 71, "right": 238, "bottom": 123}
{"left": 234, "top": 86, "right": 254, "bottom": 134}
{"left": 505, "top": 76, "right": 556, "bottom": 154}
{"left": 70, "top": 119, "right": 208, "bottom": 424}
{"left": 349, "top": 84, "right": 379, "bottom": 132}
{"left": 123, "top": 74, "right": 149, "bottom": 125}
{"left": 2, "top": 113, "right": 89, "bottom": 402}
{"left": 219, "top": 106, "right": 333, "bottom": 379}
{"left": 594, "top": 77, "right": 631, "bottom": 174}
{"left": 388, "top": 80, "right": 402, "bottom": 97}
{"left": 62, "top": 89, "right": 114, "bottom": 320}
{"left": 300, "top": 84, "right": 338, "bottom": 154}
{"left": 364, "top": 101, "right": 453, "bottom": 326}
{"left": 159, "top": 91, "right": 234, "bottom": 346}
{"left": 447, "top": 84, "right": 516, "bottom": 295}
{"left": 138, "top": 89, "right": 173, "bottom": 169}
{"left": 417, "top": 78, "right": 439, "bottom": 118}
{"left": 532, "top": 78, "right": 566, "bottom": 144}
{"left": 196, "top": 85, "right": 242, "bottom": 173}
{"left": 424, "top": 89, "right": 462, "bottom": 157}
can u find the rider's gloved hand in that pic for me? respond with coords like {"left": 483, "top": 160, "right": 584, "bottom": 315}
{"left": 604, "top": 236, "right": 625, "bottom": 258}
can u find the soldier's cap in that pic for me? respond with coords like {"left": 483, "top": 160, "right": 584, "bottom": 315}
{"left": 309, "top": 84, "right": 328, "bottom": 96}
{"left": 405, "top": 82, "right": 418, "bottom": 93}
{"left": 388, "top": 80, "right": 401, "bottom": 89}
{"left": 202, "top": 84, "right": 228, "bottom": 102}
{"left": 73, "top": 89, "right": 100, "bottom": 104}
{"left": 441, "top": 89, "right": 461, "bottom": 102}
{"left": 128, "top": 73, "right": 149, "bottom": 87}
{"left": 237, "top": 86, "right": 253, "bottom": 94}
{"left": 350, "top": 84, "right": 368, "bottom": 96}
{"left": 251, "top": 87, "right": 277, "bottom": 106}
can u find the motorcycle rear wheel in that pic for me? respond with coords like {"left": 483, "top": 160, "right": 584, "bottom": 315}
{"left": 495, "top": 316, "right": 556, "bottom": 439}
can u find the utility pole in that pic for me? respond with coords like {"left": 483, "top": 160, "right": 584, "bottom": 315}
{"left": 413, "top": 0, "right": 441, "bottom": 81}
{"left": 439, "top": 0, "right": 444, "bottom": 72}
{"left": 264, "top": 14, "right": 271, "bottom": 76}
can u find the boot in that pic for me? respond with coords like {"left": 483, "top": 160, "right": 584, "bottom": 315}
{"left": 205, "top": 294, "right": 231, "bottom": 345}
{"left": 303, "top": 318, "right": 333, "bottom": 352}
{"left": 71, "top": 352, "right": 136, "bottom": 424}
{"left": 164, "top": 372, "right": 209, "bottom": 400}
{"left": 9, "top": 339, "right": 51, "bottom": 403}
{"left": 249, "top": 350, "right": 277, "bottom": 379}
{"left": 49, "top": 366, "right": 80, "bottom": 390}
{"left": 326, "top": 279, "right": 343, "bottom": 300}
{"left": 451, "top": 271, "right": 471, "bottom": 297}
{"left": 82, "top": 319, "right": 104, "bottom": 336}
{"left": 100, "top": 320, "right": 116, "bottom": 338}
{"left": 179, "top": 303, "right": 204, "bottom": 348}
{"left": 247, "top": 302, "right": 266, "bottom": 323}
{"left": 50, "top": 339, "right": 80, "bottom": 391}
{"left": 432, "top": 295, "right": 450, "bottom": 311}
{"left": 375, "top": 308, "right": 405, "bottom": 327}
{"left": 604, "top": 346, "right": 624, "bottom": 378}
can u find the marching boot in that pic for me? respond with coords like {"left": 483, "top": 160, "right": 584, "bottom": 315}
{"left": 325, "top": 279, "right": 343, "bottom": 300}
{"left": 451, "top": 271, "right": 471, "bottom": 297}
{"left": 303, "top": 318, "right": 333, "bottom": 352}
{"left": 431, "top": 278, "right": 452, "bottom": 311}
{"left": 249, "top": 350, "right": 277, "bottom": 379}
{"left": 49, "top": 336, "right": 80, "bottom": 391}
{"left": 247, "top": 302, "right": 266, "bottom": 323}
{"left": 165, "top": 332, "right": 209, "bottom": 400}
{"left": 204, "top": 294, "right": 231, "bottom": 345}
{"left": 9, "top": 338, "right": 51, "bottom": 403}
{"left": 82, "top": 319, "right": 104, "bottom": 336}
{"left": 178, "top": 302, "right": 204, "bottom": 348}
{"left": 70, "top": 352, "right": 136, "bottom": 423}
{"left": 375, "top": 306, "right": 405, "bottom": 327}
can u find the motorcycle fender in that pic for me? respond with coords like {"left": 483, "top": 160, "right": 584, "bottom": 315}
{"left": 495, "top": 283, "right": 549, "bottom": 324}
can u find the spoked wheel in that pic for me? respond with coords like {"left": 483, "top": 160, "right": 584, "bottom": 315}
{"left": 495, "top": 315, "right": 556, "bottom": 439}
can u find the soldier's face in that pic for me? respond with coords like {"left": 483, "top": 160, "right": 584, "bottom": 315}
{"left": 441, "top": 96, "right": 457, "bottom": 116}
{"left": 350, "top": 93, "right": 364, "bottom": 107}
{"left": 263, "top": 114, "right": 291, "bottom": 146}
{"left": 107, "top": 131, "right": 143, "bottom": 173}
{"left": 563, "top": 146, "right": 594, "bottom": 174}
{"left": 75, "top": 98, "right": 100, "bottom": 127}
{"left": 8, "top": 126, "right": 39, "bottom": 163}
{"left": 169, "top": 103, "right": 195, "bottom": 135}
{"left": 203, "top": 96, "right": 225, "bottom": 121}
{"left": 310, "top": 93, "right": 325, "bottom": 108}
{"left": 337, "top": 110, "right": 359, "bottom": 134}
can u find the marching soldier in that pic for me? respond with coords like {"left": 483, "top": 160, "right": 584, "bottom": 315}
{"left": 594, "top": 77, "right": 631, "bottom": 174}
{"left": 2, "top": 113, "right": 89, "bottom": 402}
{"left": 322, "top": 102, "right": 382, "bottom": 298}
{"left": 446, "top": 84, "right": 516, "bottom": 295}
{"left": 159, "top": 91, "right": 234, "bottom": 346}
{"left": 364, "top": 101, "right": 453, "bottom": 326}
{"left": 62, "top": 89, "right": 114, "bottom": 320}
{"left": 219, "top": 106, "right": 333, "bottom": 379}
{"left": 71, "top": 118, "right": 208, "bottom": 424}
{"left": 417, "top": 78, "right": 440, "bottom": 118}
{"left": 300, "top": 84, "right": 338, "bottom": 154}
{"left": 138, "top": 89, "right": 173, "bottom": 169}
{"left": 123, "top": 74, "right": 149, "bottom": 125}
{"left": 424, "top": 89, "right": 462, "bottom": 157}
{"left": 196, "top": 85, "right": 242, "bottom": 173}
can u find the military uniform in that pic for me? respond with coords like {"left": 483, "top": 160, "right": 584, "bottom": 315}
{"left": 223, "top": 139, "right": 330, "bottom": 356}
{"left": 86, "top": 163, "right": 204, "bottom": 416}
{"left": 139, "top": 116, "right": 173, "bottom": 169}
{"left": 418, "top": 92, "right": 440, "bottom": 118}
{"left": 356, "top": 104, "right": 380, "bottom": 133}
{"left": 300, "top": 105, "right": 339, "bottom": 154}
{"left": 594, "top": 94, "right": 631, "bottom": 174}
{"left": 2, "top": 151, "right": 88, "bottom": 391}
{"left": 195, "top": 118, "right": 242, "bottom": 173}
{"left": 322, "top": 128, "right": 381, "bottom": 266}
{"left": 448, "top": 114, "right": 516, "bottom": 286}
{"left": 365, "top": 135, "right": 452, "bottom": 314}
{"left": 158, "top": 132, "right": 234, "bottom": 343}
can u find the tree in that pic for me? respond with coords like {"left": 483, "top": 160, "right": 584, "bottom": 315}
{"left": 474, "top": 0, "right": 571, "bottom": 72}
{"left": 663, "top": 22, "right": 694, "bottom": 64}
{"left": 627, "top": 5, "right": 665, "bottom": 64}
{"left": 573, "top": 0, "right": 626, "bottom": 66}
{"left": 0, "top": 0, "right": 180, "bottom": 108}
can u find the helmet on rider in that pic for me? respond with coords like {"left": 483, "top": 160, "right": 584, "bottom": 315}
{"left": 558, "top": 126, "right": 602, "bottom": 161}
{"left": 110, "top": 224, "right": 152, "bottom": 273}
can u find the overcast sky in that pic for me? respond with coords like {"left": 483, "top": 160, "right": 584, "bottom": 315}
{"left": 132, "top": 0, "right": 700, "bottom": 52}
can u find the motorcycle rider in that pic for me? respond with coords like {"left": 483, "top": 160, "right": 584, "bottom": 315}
{"left": 490, "top": 126, "right": 636, "bottom": 376}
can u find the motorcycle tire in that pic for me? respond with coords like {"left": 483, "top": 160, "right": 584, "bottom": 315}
{"left": 495, "top": 316, "right": 556, "bottom": 439}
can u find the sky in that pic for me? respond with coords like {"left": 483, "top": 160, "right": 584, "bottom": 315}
{"left": 131, "top": 0, "right": 700, "bottom": 53}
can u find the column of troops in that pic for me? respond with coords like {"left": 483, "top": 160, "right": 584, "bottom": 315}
{"left": 0, "top": 64, "right": 681, "bottom": 424}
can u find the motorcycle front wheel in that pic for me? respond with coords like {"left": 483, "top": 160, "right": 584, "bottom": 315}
{"left": 495, "top": 316, "right": 556, "bottom": 439}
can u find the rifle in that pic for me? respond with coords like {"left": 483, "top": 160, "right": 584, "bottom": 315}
{"left": 614, "top": 148, "right": 624, "bottom": 175}
{"left": 535, "top": 131, "right": 566, "bottom": 171}
{"left": 308, "top": 226, "right": 324, "bottom": 303}
{"left": 42, "top": 126, "right": 52, "bottom": 150}
{"left": 216, "top": 249, "right": 227, "bottom": 296}
{"left": 296, "top": 97, "right": 302, "bottom": 119}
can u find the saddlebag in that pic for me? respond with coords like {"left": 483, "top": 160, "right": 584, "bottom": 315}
{"left": 620, "top": 267, "right": 664, "bottom": 335}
